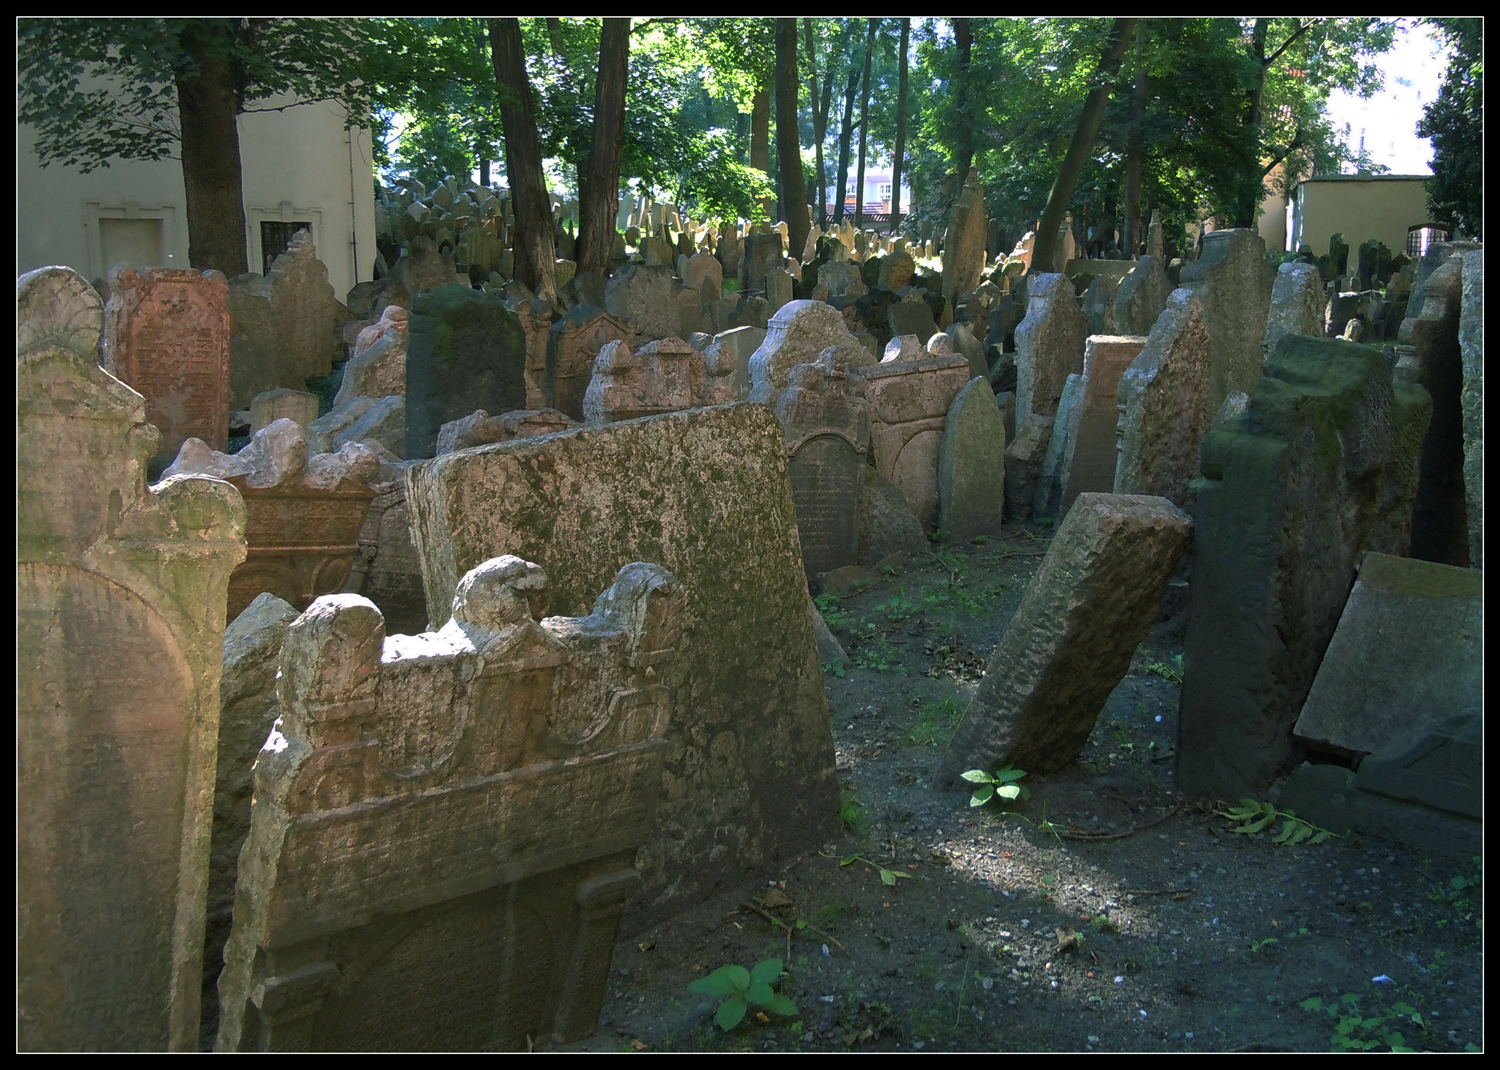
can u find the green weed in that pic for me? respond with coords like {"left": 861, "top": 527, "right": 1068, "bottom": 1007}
{"left": 1143, "top": 652, "right": 1184, "bottom": 685}
{"left": 907, "top": 697, "right": 965, "bottom": 748}
{"left": 688, "top": 958, "right": 798, "bottom": 1032}
{"left": 1217, "top": 799, "right": 1339, "bottom": 845}
{"left": 840, "top": 793, "right": 865, "bottom": 834}
{"left": 961, "top": 765, "right": 1030, "bottom": 808}
{"left": 1299, "top": 992, "right": 1418, "bottom": 1052}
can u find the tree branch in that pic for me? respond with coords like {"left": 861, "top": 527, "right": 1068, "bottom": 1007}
{"left": 1264, "top": 19, "right": 1319, "bottom": 68}
{"left": 630, "top": 17, "right": 677, "bottom": 36}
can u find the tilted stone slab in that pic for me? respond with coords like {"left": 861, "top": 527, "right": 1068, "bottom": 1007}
{"left": 941, "top": 172, "right": 988, "bottom": 308}
{"left": 250, "top": 387, "right": 319, "bottom": 433}
{"left": 1034, "top": 373, "right": 1083, "bottom": 520}
{"left": 583, "top": 338, "right": 699, "bottom": 424}
{"left": 1292, "top": 553, "right": 1481, "bottom": 760}
{"left": 1003, "top": 414, "right": 1052, "bottom": 522}
{"left": 334, "top": 305, "right": 408, "bottom": 410}
{"left": 938, "top": 376, "right": 1006, "bottom": 542}
{"left": 1178, "top": 336, "right": 1432, "bottom": 799}
{"left": 215, "top": 558, "right": 682, "bottom": 1051}
{"left": 1110, "top": 254, "right": 1171, "bottom": 336}
{"left": 1059, "top": 335, "right": 1147, "bottom": 515}
{"left": 19, "top": 318, "right": 247, "bottom": 1050}
{"left": 1262, "top": 261, "right": 1327, "bottom": 355}
{"left": 1179, "top": 228, "right": 1274, "bottom": 411}
{"left": 435, "top": 408, "right": 579, "bottom": 454}
{"left": 1014, "top": 272, "right": 1087, "bottom": 424}
{"left": 605, "top": 263, "right": 681, "bottom": 345}
{"left": 857, "top": 353, "right": 972, "bottom": 531}
{"left": 1114, "top": 289, "right": 1214, "bottom": 506}
{"left": 703, "top": 325, "right": 767, "bottom": 400}
{"left": 405, "top": 405, "right": 839, "bottom": 933}
{"left": 937, "top": 493, "right": 1191, "bottom": 783}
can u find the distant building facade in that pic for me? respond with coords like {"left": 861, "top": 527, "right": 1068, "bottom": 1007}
{"left": 1285, "top": 174, "right": 1439, "bottom": 258}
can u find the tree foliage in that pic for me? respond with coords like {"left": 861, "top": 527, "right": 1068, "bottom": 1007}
{"left": 1417, "top": 18, "right": 1482, "bottom": 238}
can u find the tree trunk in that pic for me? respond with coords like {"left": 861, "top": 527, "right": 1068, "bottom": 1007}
{"left": 954, "top": 18, "right": 974, "bottom": 180}
{"left": 833, "top": 40, "right": 861, "bottom": 225}
{"left": 176, "top": 35, "right": 248, "bottom": 277}
{"left": 776, "top": 19, "right": 809, "bottom": 259}
{"left": 577, "top": 18, "right": 629, "bottom": 279}
{"left": 804, "top": 18, "right": 827, "bottom": 229}
{"left": 891, "top": 18, "right": 909, "bottom": 224}
{"left": 750, "top": 85, "right": 771, "bottom": 221}
{"left": 1122, "top": 22, "right": 1148, "bottom": 256}
{"left": 854, "top": 20, "right": 877, "bottom": 228}
{"left": 1031, "top": 18, "right": 1136, "bottom": 275}
{"left": 490, "top": 17, "right": 558, "bottom": 305}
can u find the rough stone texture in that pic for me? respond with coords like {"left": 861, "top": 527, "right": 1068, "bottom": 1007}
{"left": 858, "top": 353, "right": 972, "bottom": 531}
{"left": 887, "top": 299, "right": 940, "bottom": 346}
{"left": 1059, "top": 335, "right": 1147, "bottom": 514}
{"left": 203, "top": 592, "right": 299, "bottom": 1039}
{"left": 335, "top": 305, "right": 409, "bottom": 410}
{"left": 813, "top": 260, "right": 866, "bottom": 301}
{"left": 1397, "top": 260, "right": 1469, "bottom": 567}
{"left": 405, "top": 405, "right": 839, "bottom": 934}
{"left": 1292, "top": 553, "right": 1480, "bottom": 759}
{"left": 685, "top": 250, "right": 723, "bottom": 294}
{"left": 740, "top": 232, "right": 785, "bottom": 295}
{"left": 1111, "top": 254, "right": 1172, "bottom": 337}
{"left": 883, "top": 334, "right": 927, "bottom": 363}
{"left": 19, "top": 326, "right": 247, "bottom": 1051}
{"left": 102, "top": 266, "right": 231, "bottom": 455}
{"left": 342, "top": 463, "right": 429, "bottom": 638}
{"left": 747, "top": 300, "right": 863, "bottom": 404}
{"left": 435, "top": 407, "right": 578, "bottom": 454}
{"left": 605, "top": 263, "right": 681, "bottom": 345}
{"left": 1178, "top": 336, "right": 1433, "bottom": 799}
{"left": 215, "top": 559, "right": 682, "bottom": 1051}
{"left": 938, "top": 493, "right": 1191, "bottom": 783}
{"left": 308, "top": 395, "right": 405, "bottom": 458}
{"left": 513, "top": 298, "right": 556, "bottom": 411}
{"left": 878, "top": 250, "right": 915, "bottom": 292}
{"left": 18, "top": 265, "right": 103, "bottom": 361}
{"left": 810, "top": 603, "right": 851, "bottom": 669}
{"left": 166, "top": 420, "right": 377, "bottom": 624}
{"left": 858, "top": 466, "right": 928, "bottom": 564}
{"left": 1114, "top": 289, "right": 1214, "bottom": 507}
{"left": 583, "top": 338, "right": 713, "bottom": 423}
{"left": 1458, "top": 249, "right": 1482, "bottom": 568}
{"left": 1179, "top": 228, "right": 1275, "bottom": 411}
{"left": 1263, "top": 261, "right": 1328, "bottom": 355}
{"left": 225, "top": 233, "right": 353, "bottom": 408}
{"left": 1004, "top": 414, "right": 1053, "bottom": 522}
{"left": 766, "top": 268, "right": 795, "bottom": 314}
{"left": 942, "top": 172, "right": 989, "bottom": 308}
{"left": 703, "top": 325, "right": 767, "bottom": 400}
{"left": 775, "top": 357, "right": 872, "bottom": 583}
{"left": 543, "top": 304, "right": 630, "bottom": 421}
{"left": 1081, "top": 274, "right": 1120, "bottom": 336}
{"left": 394, "top": 233, "right": 469, "bottom": 295}
{"left": 250, "top": 387, "right": 319, "bottom": 433}
{"left": 1014, "top": 273, "right": 1087, "bottom": 425}
{"left": 1035, "top": 373, "right": 1084, "bottom": 521}
{"left": 946, "top": 322, "right": 989, "bottom": 381}
{"left": 406, "top": 284, "right": 527, "bottom": 459}
{"left": 938, "top": 376, "right": 1006, "bottom": 541}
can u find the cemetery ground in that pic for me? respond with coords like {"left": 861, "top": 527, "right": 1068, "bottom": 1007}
{"left": 577, "top": 525, "right": 1482, "bottom": 1054}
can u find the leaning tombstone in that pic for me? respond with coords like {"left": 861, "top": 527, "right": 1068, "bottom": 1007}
{"left": 582, "top": 338, "right": 694, "bottom": 423}
{"left": 1058, "top": 335, "right": 1148, "bottom": 514}
{"left": 937, "top": 494, "right": 1191, "bottom": 784}
{"left": 1458, "top": 249, "right": 1481, "bottom": 568}
{"left": 215, "top": 559, "right": 683, "bottom": 1051}
{"left": 1262, "top": 260, "right": 1327, "bottom": 355}
{"left": 703, "top": 324, "right": 768, "bottom": 399}
{"left": 938, "top": 377, "right": 1007, "bottom": 542}
{"left": 857, "top": 352, "right": 972, "bottom": 530}
{"left": 543, "top": 304, "right": 630, "bottom": 421}
{"left": 250, "top": 387, "right": 319, "bottom": 433}
{"left": 19, "top": 273, "right": 248, "bottom": 1050}
{"left": 1178, "top": 228, "right": 1275, "bottom": 411}
{"left": 1111, "top": 254, "right": 1171, "bottom": 337}
{"left": 941, "top": 171, "right": 988, "bottom": 309}
{"left": 335, "top": 305, "right": 409, "bottom": 410}
{"left": 747, "top": 299, "right": 865, "bottom": 403}
{"left": 101, "top": 265, "right": 232, "bottom": 458}
{"left": 1013, "top": 273, "right": 1087, "bottom": 424}
{"left": 1034, "top": 373, "right": 1084, "bottom": 520}
{"left": 434, "top": 408, "right": 579, "bottom": 454}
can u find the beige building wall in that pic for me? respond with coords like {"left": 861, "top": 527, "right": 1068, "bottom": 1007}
{"left": 1288, "top": 176, "right": 1433, "bottom": 259}
{"left": 18, "top": 94, "right": 375, "bottom": 302}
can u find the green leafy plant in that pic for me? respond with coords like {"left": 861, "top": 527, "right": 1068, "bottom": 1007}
{"left": 1250, "top": 936, "right": 1279, "bottom": 954}
{"left": 1300, "top": 993, "right": 1416, "bottom": 1052}
{"left": 812, "top": 592, "right": 854, "bottom": 629}
{"left": 1217, "top": 799, "right": 1339, "bottom": 845}
{"left": 1143, "top": 652, "right": 1184, "bottom": 684}
{"left": 961, "top": 765, "right": 1030, "bottom": 808}
{"left": 906, "top": 697, "right": 965, "bottom": 748}
{"left": 839, "top": 792, "right": 864, "bottom": 834}
{"left": 688, "top": 958, "right": 798, "bottom": 1032}
{"left": 840, "top": 852, "right": 914, "bottom": 887}
{"left": 1111, "top": 721, "right": 1135, "bottom": 755}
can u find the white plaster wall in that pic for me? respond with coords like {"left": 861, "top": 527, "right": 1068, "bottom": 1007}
{"left": 1289, "top": 177, "right": 1433, "bottom": 260}
{"left": 18, "top": 93, "right": 374, "bottom": 301}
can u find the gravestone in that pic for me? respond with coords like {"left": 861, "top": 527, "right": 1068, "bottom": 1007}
{"left": 435, "top": 408, "right": 578, "bottom": 454}
{"left": 1003, "top": 414, "right": 1053, "bottom": 521}
{"left": 165, "top": 420, "right": 377, "bottom": 624}
{"left": 19, "top": 302, "right": 247, "bottom": 1051}
{"left": 938, "top": 377, "right": 1006, "bottom": 541}
{"left": 884, "top": 334, "right": 927, "bottom": 363}
{"left": 766, "top": 268, "right": 795, "bottom": 314}
{"left": 102, "top": 266, "right": 232, "bottom": 456}
{"left": 1014, "top": 273, "right": 1087, "bottom": 424}
{"left": 938, "top": 493, "right": 1191, "bottom": 784}
{"left": 582, "top": 338, "right": 695, "bottom": 423}
{"left": 1179, "top": 228, "right": 1275, "bottom": 411}
{"left": 215, "top": 559, "right": 682, "bottom": 1051}
{"left": 747, "top": 300, "right": 865, "bottom": 404}
{"left": 774, "top": 357, "right": 872, "bottom": 583}
{"left": 543, "top": 304, "right": 630, "bottom": 421}
{"left": 878, "top": 249, "right": 915, "bottom": 291}
{"left": 858, "top": 353, "right": 972, "bottom": 530}
{"left": 335, "top": 305, "right": 409, "bottom": 409}
{"left": 685, "top": 250, "right": 723, "bottom": 294}
{"left": 1458, "top": 249, "right": 1482, "bottom": 568}
{"left": 17, "top": 265, "right": 103, "bottom": 361}
{"left": 1262, "top": 261, "right": 1327, "bottom": 355}
{"left": 405, "top": 284, "right": 527, "bottom": 458}
{"left": 405, "top": 405, "right": 840, "bottom": 933}
{"left": 1292, "top": 553, "right": 1480, "bottom": 759}
{"left": 740, "top": 232, "right": 785, "bottom": 294}
{"left": 1059, "top": 335, "right": 1148, "bottom": 514}
{"left": 1114, "top": 289, "right": 1213, "bottom": 506}
{"left": 307, "top": 395, "right": 405, "bottom": 458}
{"left": 605, "top": 263, "right": 680, "bottom": 344}
{"left": 250, "top": 388, "right": 319, "bottom": 433}
{"left": 1178, "top": 336, "right": 1433, "bottom": 799}
{"left": 341, "top": 454, "right": 429, "bottom": 638}
{"left": 1034, "top": 373, "right": 1084, "bottom": 520}
{"left": 942, "top": 171, "right": 988, "bottom": 308}
{"left": 887, "top": 298, "right": 939, "bottom": 345}
{"left": 858, "top": 467, "right": 928, "bottom": 564}
{"left": 1111, "top": 254, "right": 1171, "bottom": 337}
{"left": 703, "top": 325, "right": 768, "bottom": 399}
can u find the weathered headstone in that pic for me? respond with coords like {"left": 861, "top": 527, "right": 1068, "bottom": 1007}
{"left": 434, "top": 408, "right": 578, "bottom": 454}
{"left": 405, "top": 405, "right": 840, "bottom": 933}
{"left": 1034, "top": 372, "right": 1084, "bottom": 520}
{"left": 307, "top": 394, "right": 405, "bottom": 458}
{"left": 1114, "top": 289, "right": 1214, "bottom": 506}
{"left": 1179, "top": 228, "right": 1275, "bottom": 410}
{"left": 702, "top": 325, "right": 768, "bottom": 400}
{"left": 17, "top": 265, "right": 103, "bottom": 361}
{"left": 1014, "top": 273, "right": 1087, "bottom": 424}
{"left": 215, "top": 559, "right": 682, "bottom": 1051}
{"left": 938, "top": 377, "right": 1006, "bottom": 541}
{"left": 747, "top": 300, "right": 865, "bottom": 404}
{"left": 405, "top": 284, "right": 527, "bottom": 458}
{"left": 1458, "top": 249, "right": 1482, "bottom": 568}
{"left": 605, "top": 263, "right": 681, "bottom": 345}
{"left": 1262, "top": 261, "right": 1328, "bottom": 355}
{"left": 250, "top": 387, "right": 319, "bottom": 433}
{"left": 887, "top": 298, "right": 940, "bottom": 345}
{"left": 543, "top": 304, "right": 631, "bottom": 421}
{"left": 685, "top": 250, "right": 723, "bottom": 294}
{"left": 883, "top": 333, "right": 927, "bottom": 363}
{"left": 582, "top": 338, "right": 696, "bottom": 423}
{"left": 858, "top": 467, "right": 928, "bottom": 564}
{"left": 942, "top": 171, "right": 988, "bottom": 308}
{"left": 878, "top": 249, "right": 915, "bottom": 291}
{"left": 335, "top": 305, "right": 409, "bottom": 409}
{"left": 1003, "top": 414, "right": 1052, "bottom": 521}
{"left": 342, "top": 457, "right": 429, "bottom": 637}
{"left": 512, "top": 297, "right": 556, "bottom": 410}
{"left": 938, "top": 493, "right": 1191, "bottom": 783}
{"left": 1178, "top": 336, "right": 1433, "bottom": 798}
{"left": 1111, "top": 254, "right": 1172, "bottom": 337}
{"left": 102, "top": 266, "right": 232, "bottom": 456}
{"left": 19, "top": 305, "right": 247, "bottom": 1050}
{"left": 766, "top": 268, "right": 795, "bottom": 314}
{"left": 1059, "top": 335, "right": 1147, "bottom": 514}
{"left": 858, "top": 353, "right": 972, "bottom": 530}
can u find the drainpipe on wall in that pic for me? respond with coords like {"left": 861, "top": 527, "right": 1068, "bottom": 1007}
{"left": 346, "top": 125, "right": 360, "bottom": 286}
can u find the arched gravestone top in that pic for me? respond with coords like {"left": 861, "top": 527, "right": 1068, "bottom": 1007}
{"left": 17, "top": 266, "right": 103, "bottom": 362}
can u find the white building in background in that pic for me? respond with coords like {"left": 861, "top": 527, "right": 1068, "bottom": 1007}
{"left": 17, "top": 95, "right": 377, "bottom": 303}
{"left": 822, "top": 169, "right": 914, "bottom": 218}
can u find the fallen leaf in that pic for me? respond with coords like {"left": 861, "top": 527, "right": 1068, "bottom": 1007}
{"left": 632, "top": 1040, "right": 647, "bottom": 1051}
{"left": 755, "top": 888, "right": 794, "bottom": 909}
{"left": 1002, "top": 851, "right": 1013, "bottom": 858}
{"left": 907, "top": 864, "right": 919, "bottom": 871}
{"left": 756, "top": 1012, "right": 771, "bottom": 1024}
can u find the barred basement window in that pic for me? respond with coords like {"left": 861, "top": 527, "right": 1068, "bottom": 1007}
{"left": 1406, "top": 225, "right": 1449, "bottom": 259}
{"left": 261, "top": 221, "right": 312, "bottom": 274}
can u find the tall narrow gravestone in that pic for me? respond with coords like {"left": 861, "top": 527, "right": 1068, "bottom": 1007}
{"left": 216, "top": 559, "right": 681, "bottom": 1051}
{"left": 1059, "top": 335, "right": 1148, "bottom": 514}
{"left": 102, "top": 266, "right": 232, "bottom": 457}
{"left": 938, "top": 376, "right": 1007, "bottom": 542}
{"left": 19, "top": 268, "right": 247, "bottom": 1051}
{"left": 859, "top": 353, "right": 972, "bottom": 530}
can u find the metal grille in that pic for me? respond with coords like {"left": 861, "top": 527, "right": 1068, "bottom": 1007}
{"left": 261, "top": 221, "right": 312, "bottom": 274}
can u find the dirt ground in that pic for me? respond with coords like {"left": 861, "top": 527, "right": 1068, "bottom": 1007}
{"left": 570, "top": 522, "right": 1483, "bottom": 1053}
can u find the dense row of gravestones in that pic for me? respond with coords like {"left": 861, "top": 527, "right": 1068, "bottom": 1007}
{"left": 18, "top": 183, "right": 1481, "bottom": 1049}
